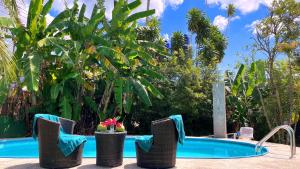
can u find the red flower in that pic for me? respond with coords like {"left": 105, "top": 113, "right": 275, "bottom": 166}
{"left": 103, "top": 118, "right": 117, "bottom": 126}
{"left": 112, "top": 118, "right": 117, "bottom": 125}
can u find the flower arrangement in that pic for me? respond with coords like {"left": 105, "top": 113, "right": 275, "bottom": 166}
{"left": 97, "top": 117, "right": 125, "bottom": 133}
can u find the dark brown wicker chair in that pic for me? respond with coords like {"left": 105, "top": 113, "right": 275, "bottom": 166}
{"left": 36, "top": 117, "right": 84, "bottom": 169}
{"left": 135, "top": 118, "right": 178, "bottom": 169}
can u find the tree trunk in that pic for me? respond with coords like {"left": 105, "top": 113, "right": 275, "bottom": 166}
{"left": 287, "top": 53, "right": 294, "bottom": 124}
{"left": 257, "top": 88, "right": 272, "bottom": 130}
{"left": 268, "top": 54, "right": 284, "bottom": 142}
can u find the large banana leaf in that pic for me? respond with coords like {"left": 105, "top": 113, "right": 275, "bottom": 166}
{"left": 50, "top": 83, "right": 60, "bottom": 100}
{"left": 46, "top": 9, "right": 72, "bottom": 31}
{"left": 78, "top": 3, "right": 86, "bottom": 23}
{"left": 140, "top": 77, "right": 163, "bottom": 99}
{"left": 39, "top": 0, "right": 54, "bottom": 31}
{"left": 246, "top": 62, "right": 256, "bottom": 96}
{"left": 126, "top": 9, "right": 155, "bottom": 23}
{"left": 27, "top": 0, "right": 43, "bottom": 38}
{"left": 114, "top": 78, "right": 123, "bottom": 113}
{"left": 127, "top": 0, "right": 142, "bottom": 10}
{"left": 130, "top": 78, "right": 152, "bottom": 106}
{"left": 139, "top": 68, "right": 164, "bottom": 80}
{"left": 23, "top": 54, "right": 41, "bottom": 92}
{"left": 60, "top": 96, "right": 72, "bottom": 119}
{"left": 255, "top": 60, "right": 266, "bottom": 84}
{"left": 124, "top": 80, "right": 133, "bottom": 113}
{"left": 232, "top": 64, "right": 245, "bottom": 96}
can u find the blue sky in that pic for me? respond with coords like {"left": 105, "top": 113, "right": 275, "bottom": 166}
{"left": 159, "top": 1, "right": 270, "bottom": 72}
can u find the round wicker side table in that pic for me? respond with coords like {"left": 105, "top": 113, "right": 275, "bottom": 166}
{"left": 95, "top": 131, "right": 127, "bottom": 167}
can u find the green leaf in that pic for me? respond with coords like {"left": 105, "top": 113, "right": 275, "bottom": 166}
{"left": 46, "top": 9, "right": 72, "bottom": 31}
{"left": 60, "top": 96, "right": 72, "bottom": 119}
{"left": 140, "top": 78, "right": 163, "bottom": 99}
{"left": 114, "top": 78, "right": 123, "bottom": 113}
{"left": 72, "top": 103, "right": 81, "bottom": 121}
{"left": 63, "top": 72, "right": 79, "bottom": 81}
{"left": 78, "top": 3, "right": 86, "bottom": 22}
{"left": 255, "top": 60, "right": 266, "bottom": 84}
{"left": 0, "top": 17, "right": 14, "bottom": 28}
{"left": 138, "top": 40, "right": 165, "bottom": 51}
{"left": 232, "top": 64, "right": 245, "bottom": 96}
{"left": 50, "top": 83, "right": 60, "bottom": 100}
{"left": 83, "top": 96, "right": 98, "bottom": 112}
{"left": 130, "top": 78, "right": 152, "bottom": 106}
{"left": 37, "top": 37, "right": 70, "bottom": 47}
{"left": 83, "top": 7, "right": 104, "bottom": 37}
{"left": 246, "top": 62, "right": 256, "bottom": 96}
{"left": 125, "top": 9, "right": 155, "bottom": 23}
{"left": 140, "top": 68, "right": 164, "bottom": 80}
{"left": 24, "top": 54, "right": 41, "bottom": 92}
{"left": 127, "top": 0, "right": 141, "bottom": 11}
{"left": 27, "top": 0, "right": 43, "bottom": 38}
{"left": 97, "top": 46, "right": 129, "bottom": 68}
{"left": 137, "top": 50, "right": 157, "bottom": 66}
{"left": 0, "top": 80, "right": 9, "bottom": 105}
{"left": 41, "top": 0, "right": 53, "bottom": 16}
{"left": 124, "top": 80, "right": 133, "bottom": 113}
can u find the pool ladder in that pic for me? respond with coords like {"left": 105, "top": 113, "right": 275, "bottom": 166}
{"left": 255, "top": 125, "right": 296, "bottom": 159}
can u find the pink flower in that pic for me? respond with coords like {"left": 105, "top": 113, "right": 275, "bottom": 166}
{"left": 103, "top": 118, "right": 117, "bottom": 126}
{"left": 111, "top": 118, "right": 117, "bottom": 125}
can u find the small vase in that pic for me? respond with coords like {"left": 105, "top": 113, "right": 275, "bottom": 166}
{"left": 109, "top": 125, "right": 114, "bottom": 133}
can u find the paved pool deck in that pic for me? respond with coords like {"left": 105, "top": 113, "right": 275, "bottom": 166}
{"left": 0, "top": 140, "right": 299, "bottom": 169}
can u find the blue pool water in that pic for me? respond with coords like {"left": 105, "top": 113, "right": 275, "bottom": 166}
{"left": 0, "top": 137, "right": 268, "bottom": 158}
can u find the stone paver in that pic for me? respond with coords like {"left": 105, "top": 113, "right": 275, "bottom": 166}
{"left": 0, "top": 141, "right": 299, "bottom": 169}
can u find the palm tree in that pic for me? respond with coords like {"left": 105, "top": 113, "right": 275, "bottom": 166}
{"left": 146, "top": 0, "right": 150, "bottom": 23}
{"left": 0, "top": 0, "right": 20, "bottom": 104}
{"left": 226, "top": 4, "right": 236, "bottom": 32}
{"left": 171, "top": 31, "right": 185, "bottom": 53}
{"left": 227, "top": 4, "right": 236, "bottom": 18}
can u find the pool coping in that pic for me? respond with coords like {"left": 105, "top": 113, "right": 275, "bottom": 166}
{"left": 0, "top": 140, "right": 299, "bottom": 169}
{"left": 0, "top": 136, "right": 268, "bottom": 159}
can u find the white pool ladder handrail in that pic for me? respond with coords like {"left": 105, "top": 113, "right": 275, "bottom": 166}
{"left": 255, "top": 125, "right": 296, "bottom": 159}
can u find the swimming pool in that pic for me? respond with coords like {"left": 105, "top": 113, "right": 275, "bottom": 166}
{"left": 0, "top": 137, "right": 268, "bottom": 158}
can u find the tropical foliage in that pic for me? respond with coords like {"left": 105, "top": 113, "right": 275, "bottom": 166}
{"left": 0, "top": 0, "right": 166, "bottom": 134}
{"left": 0, "top": 0, "right": 299, "bottom": 143}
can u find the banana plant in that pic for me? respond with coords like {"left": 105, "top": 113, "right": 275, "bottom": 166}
{"left": 10, "top": 0, "right": 54, "bottom": 94}
{"left": 0, "top": 0, "right": 165, "bottom": 121}
{"left": 225, "top": 60, "right": 267, "bottom": 129}
{"left": 94, "top": 0, "right": 166, "bottom": 118}
{"left": 37, "top": 0, "right": 165, "bottom": 120}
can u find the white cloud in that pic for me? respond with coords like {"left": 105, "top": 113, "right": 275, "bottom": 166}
{"left": 213, "top": 15, "right": 228, "bottom": 31}
{"left": 213, "top": 15, "right": 240, "bottom": 31}
{"left": 245, "top": 19, "right": 261, "bottom": 34}
{"left": 167, "top": 0, "right": 184, "bottom": 8}
{"left": 206, "top": 0, "right": 282, "bottom": 14}
{"left": 229, "top": 15, "right": 240, "bottom": 21}
{"left": 163, "top": 33, "right": 170, "bottom": 41}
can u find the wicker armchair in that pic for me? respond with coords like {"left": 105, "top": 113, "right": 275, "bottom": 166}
{"left": 135, "top": 118, "right": 178, "bottom": 168}
{"left": 36, "top": 117, "right": 84, "bottom": 169}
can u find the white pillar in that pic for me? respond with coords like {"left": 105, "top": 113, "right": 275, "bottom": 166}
{"left": 213, "top": 82, "right": 227, "bottom": 138}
